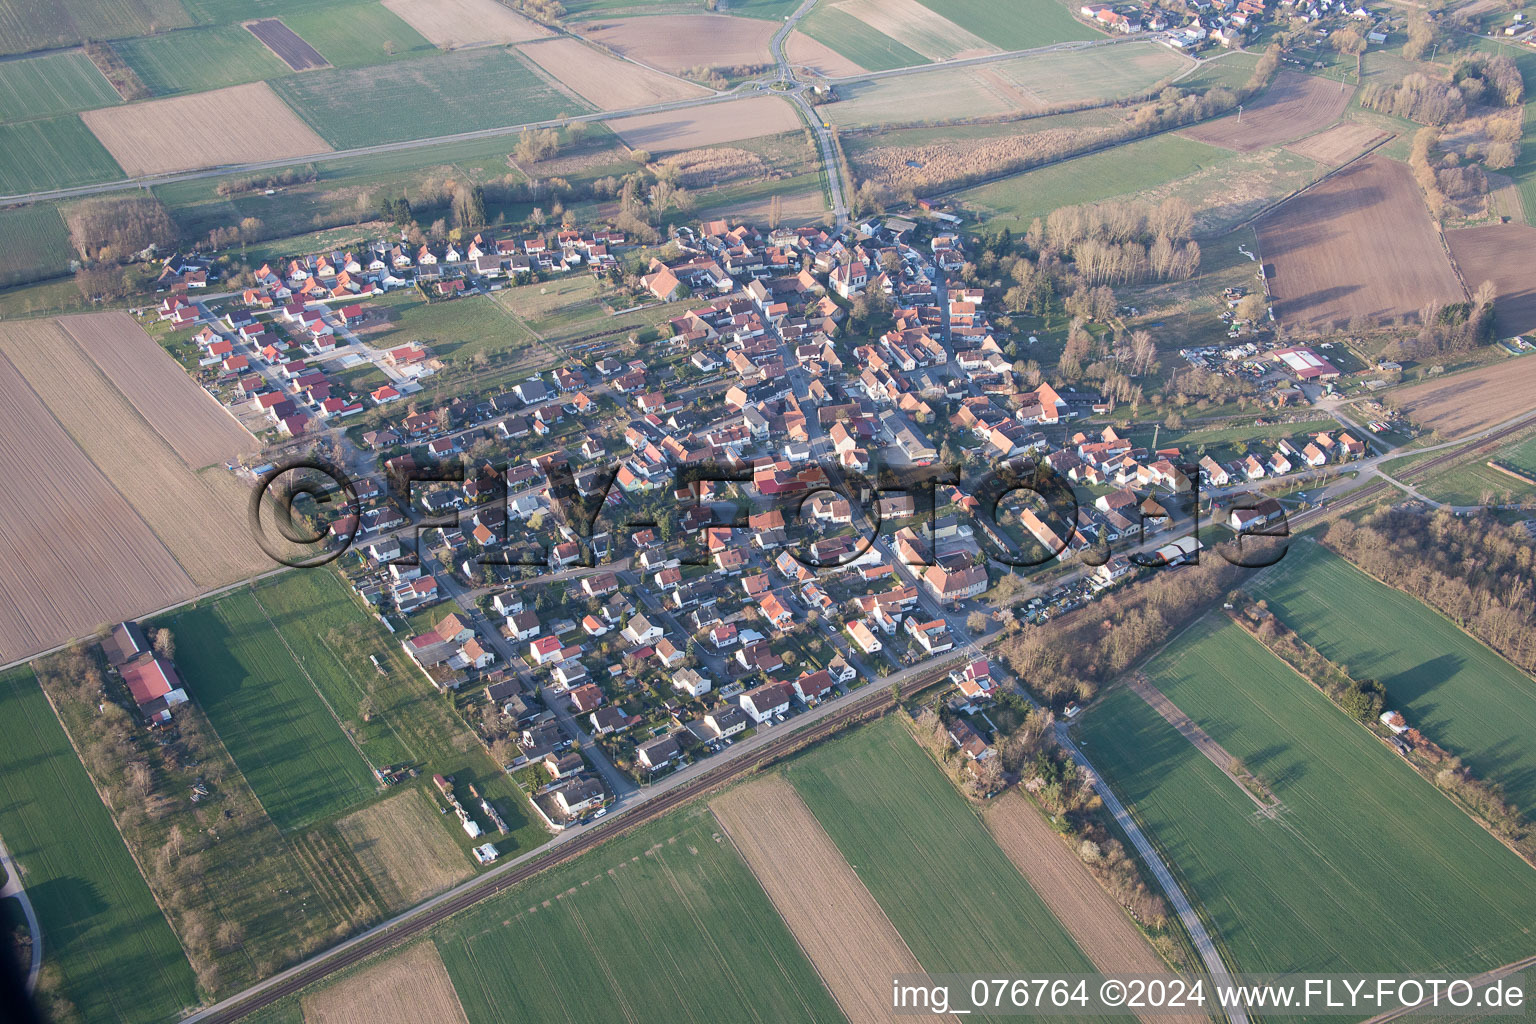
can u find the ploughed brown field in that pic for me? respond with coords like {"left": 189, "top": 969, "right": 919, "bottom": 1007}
{"left": 517, "top": 37, "right": 706, "bottom": 111}
{"left": 1257, "top": 155, "right": 1465, "bottom": 329}
{"left": 711, "top": 774, "right": 947, "bottom": 1024}
{"left": 334, "top": 789, "right": 473, "bottom": 912}
{"left": 80, "top": 82, "right": 331, "bottom": 177}
{"left": 578, "top": 14, "right": 774, "bottom": 75}
{"left": 1284, "top": 121, "right": 1391, "bottom": 165}
{"left": 983, "top": 792, "right": 1205, "bottom": 1024}
{"left": 0, "top": 337, "right": 196, "bottom": 663}
{"left": 381, "top": 0, "right": 550, "bottom": 47}
{"left": 1394, "top": 355, "right": 1536, "bottom": 437}
{"left": 786, "top": 30, "right": 867, "bottom": 78}
{"left": 1446, "top": 223, "right": 1536, "bottom": 337}
{"left": 1181, "top": 71, "right": 1352, "bottom": 152}
{"left": 245, "top": 18, "right": 328, "bottom": 71}
{"left": 302, "top": 941, "right": 469, "bottom": 1024}
{"left": 605, "top": 95, "right": 801, "bottom": 152}
{"left": 60, "top": 311, "right": 258, "bottom": 469}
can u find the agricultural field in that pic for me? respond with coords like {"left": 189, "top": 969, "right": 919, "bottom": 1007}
{"left": 793, "top": 6, "right": 920, "bottom": 73}
{"left": 915, "top": 0, "right": 1100, "bottom": 51}
{"left": 62, "top": 311, "right": 258, "bottom": 468}
{"left": 786, "top": 715, "right": 1107, "bottom": 981}
{"left": 334, "top": 789, "right": 475, "bottom": 912}
{"left": 168, "top": 589, "right": 380, "bottom": 832}
{"left": 1257, "top": 155, "right": 1464, "bottom": 330}
{"left": 434, "top": 808, "right": 843, "bottom": 1024}
{"left": 247, "top": 569, "right": 549, "bottom": 857}
{"left": 1447, "top": 223, "right": 1536, "bottom": 337}
{"left": 711, "top": 774, "right": 924, "bottom": 1024}
{"left": 1135, "top": 144, "right": 1322, "bottom": 234}
{"left": 0, "top": 316, "right": 264, "bottom": 588}
{"left": 575, "top": 14, "right": 775, "bottom": 75}
{"left": 81, "top": 81, "right": 331, "bottom": 177}
{"left": 1180, "top": 71, "right": 1353, "bottom": 152}
{"left": 1253, "top": 542, "right": 1536, "bottom": 812}
{"left": 0, "top": 339, "right": 195, "bottom": 663}
{"left": 0, "top": 202, "right": 72, "bottom": 288}
{"left": 381, "top": 0, "right": 551, "bottom": 47}
{"left": 304, "top": 942, "right": 470, "bottom": 1024}
{"left": 784, "top": 27, "right": 871, "bottom": 78}
{"left": 0, "top": 50, "right": 120, "bottom": 120}
{"left": 826, "top": 42, "right": 1189, "bottom": 128}
{"left": 1392, "top": 351, "right": 1536, "bottom": 436}
{"left": 115, "top": 23, "right": 291, "bottom": 95}
{"left": 1284, "top": 121, "right": 1391, "bottom": 165}
{"left": 1080, "top": 616, "right": 1536, "bottom": 983}
{"left": 517, "top": 37, "right": 707, "bottom": 111}
{"left": 0, "top": 666, "right": 197, "bottom": 1024}
{"left": 0, "top": 116, "right": 125, "bottom": 195}
{"left": 831, "top": 0, "right": 996, "bottom": 62}
{"left": 244, "top": 18, "right": 328, "bottom": 71}
{"left": 270, "top": 48, "right": 582, "bottom": 149}
{"left": 280, "top": 3, "right": 438, "bottom": 68}
{"left": 956, "top": 133, "right": 1225, "bottom": 230}
{"left": 0, "top": 0, "right": 193, "bottom": 56}
{"left": 605, "top": 94, "right": 800, "bottom": 152}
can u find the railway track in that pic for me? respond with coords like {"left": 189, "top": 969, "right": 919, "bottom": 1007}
{"left": 191, "top": 663, "right": 950, "bottom": 1023}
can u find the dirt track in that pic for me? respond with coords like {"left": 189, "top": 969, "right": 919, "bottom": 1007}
{"left": 1257, "top": 155, "right": 1465, "bottom": 329}
{"left": 712, "top": 774, "right": 948, "bottom": 1024}
{"left": 1181, "top": 71, "right": 1352, "bottom": 152}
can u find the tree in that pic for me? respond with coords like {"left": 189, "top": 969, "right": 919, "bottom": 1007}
{"left": 966, "top": 611, "right": 989, "bottom": 633}
{"left": 1235, "top": 292, "right": 1268, "bottom": 324}
{"left": 153, "top": 628, "right": 175, "bottom": 658}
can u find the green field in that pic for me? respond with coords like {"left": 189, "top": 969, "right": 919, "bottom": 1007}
{"left": 116, "top": 24, "right": 290, "bottom": 95}
{"left": 1080, "top": 616, "right": 1536, "bottom": 985}
{"left": 1173, "top": 51, "right": 1261, "bottom": 94}
{"left": 377, "top": 290, "right": 546, "bottom": 367}
{"left": 0, "top": 116, "right": 125, "bottom": 194}
{"left": 0, "top": 202, "right": 73, "bottom": 287}
{"left": 1411, "top": 431, "right": 1536, "bottom": 506}
{"left": 1473, "top": 39, "right": 1536, "bottom": 219}
{"left": 434, "top": 808, "right": 843, "bottom": 1024}
{"left": 1254, "top": 542, "right": 1536, "bottom": 813}
{"left": 785, "top": 715, "right": 1108, "bottom": 982}
{"left": 248, "top": 570, "right": 549, "bottom": 857}
{"left": 271, "top": 47, "right": 586, "bottom": 149}
{"left": 0, "top": 0, "right": 194, "bottom": 56}
{"left": 0, "top": 51, "right": 121, "bottom": 121}
{"left": 956, "top": 133, "right": 1226, "bottom": 229}
{"left": 798, "top": 5, "right": 928, "bottom": 72}
{"left": 916, "top": 0, "right": 1099, "bottom": 50}
{"left": 280, "top": 2, "right": 437, "bottom": 68}
{"left": 168, "top": 588, "right": 379, "bottom": 832}
{"left": 0, "top": 667, "right": 197, "bottom": 1024}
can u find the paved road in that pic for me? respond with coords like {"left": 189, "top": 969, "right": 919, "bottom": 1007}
{"left": 1055, "top": 726, "right": 1250, "bottom": 1024}
{"left": 0, "top": 835, "right": 41, "bottom": 994}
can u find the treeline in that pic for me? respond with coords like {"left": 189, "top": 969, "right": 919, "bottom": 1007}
{"left": 506, "top": 0, "right": 565, "bottom": 24}
{"left": 65, "top": 195, "right": 177, "bottom": 262}
{"left": 216, "top": 164, "right": 319, "bottom": 197}
{"left": 1042, "top": 198, "right": 1201, "bottom": 286}
{"left": 1322, "top": 509, "right": 1536, "bottom": 672}
{"left": 994, "top": 559, "right": 1243, "bottom": 703}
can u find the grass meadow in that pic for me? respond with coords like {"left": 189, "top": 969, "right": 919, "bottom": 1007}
{"left": 280, "top": 2, "right": 437, "bottom": 68}
{"left": 0, "top": 116, "right": 124, "bottom": 194}
{"left": 1413, "top": 432, "right": 1536, "bottom": 505}
{"left": 798, "top": 6, "right": 928, "bottom": 71}
{"left": 271, "top": 47, "right": 585, "bottom": 149}
{"left": 0, "top": 666, "right": 196, "bottom": 1024}
{"left": 116, "top": 24, "right": 290, "bottom": 95}
{"left": 0, "top": 202, "right": 73, "bottom": 287}
{"left": 249, "top": 570, "right": 548, "bottom": 858}
{"left": 1253, "top": 542, "right": 1536, "bottom": 813}
{"left": 168, "top": 588, "right": 378, "bottom": 832}
{"left": 786, "top": 715, "right": 1111, "bottom": 986}
{"left": 917, "top": 0, "right": 1099, "bottom": 50}
{"left": 1079, "top": 616, "right": 1536, "bottom": 991}
{"left": 434, "top": 807, "right": 842, "bottom": 1024}
{"left": 955, "top": 133, "right": 1226, "bottom": 229}
{"left": 0, "top": 51, "right": 120, "bottom": 120}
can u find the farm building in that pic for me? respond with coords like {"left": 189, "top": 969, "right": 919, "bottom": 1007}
{"left": 1272, "top": 347, "right": 1340, "bottom": 381}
